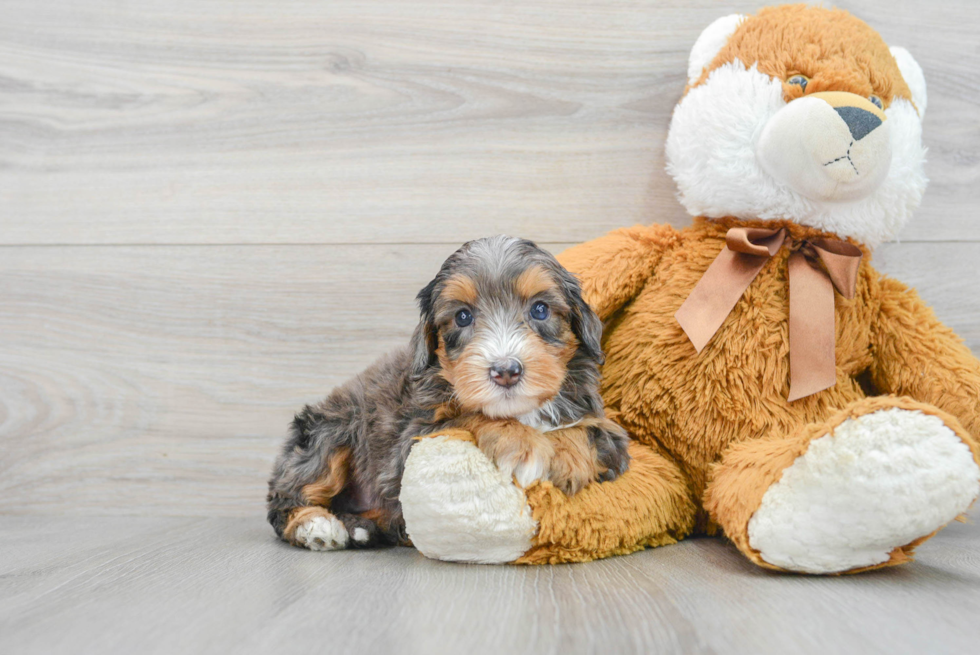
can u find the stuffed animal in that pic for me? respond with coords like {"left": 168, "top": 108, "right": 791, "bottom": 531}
{"left": 399, "top": 4, "right": 980, "bottom": 573}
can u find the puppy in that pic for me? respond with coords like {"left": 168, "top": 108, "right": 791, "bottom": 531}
{"left": 266, "top": 236, "right": 630, "bottom": 551}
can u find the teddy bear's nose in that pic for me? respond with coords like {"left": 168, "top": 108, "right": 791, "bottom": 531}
{"left": 834, "top": 106, "right": 882, "bottom": 141}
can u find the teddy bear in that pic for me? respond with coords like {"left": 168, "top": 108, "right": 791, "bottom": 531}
{"left": 398, "top": 4, "right": 980, "bottom": 573}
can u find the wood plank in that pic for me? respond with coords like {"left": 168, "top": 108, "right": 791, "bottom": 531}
{"left": 0, "top": 514, "right": 977, "bottom": 655}
{"left": 0, "top": 241, "right": 976, "bottom": 517}
{"left": 0, "top": 243, "right": 468, "bottom": 517}
{"left": 0, "top": 0, "right": 976, "bottom": 245}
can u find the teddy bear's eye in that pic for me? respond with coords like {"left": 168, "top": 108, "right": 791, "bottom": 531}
{"left": 787, "top": 74, "right": 809, "bottom": 91}
{"left": 869, "top": 95, "right": 883, "bottom": 109}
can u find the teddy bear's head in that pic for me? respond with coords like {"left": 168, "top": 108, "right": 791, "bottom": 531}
{"left": 665, "top": 4, "right": 928, "bottom": 247}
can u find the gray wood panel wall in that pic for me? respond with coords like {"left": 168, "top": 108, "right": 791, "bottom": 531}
{"left": 2, "top": 0, "right": 978, "bottom": 517}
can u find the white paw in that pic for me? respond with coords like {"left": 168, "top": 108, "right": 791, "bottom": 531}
{"left": 400, "top": 436, "right": 538, "bottom": 564}
{"left": 352, "top": 527, "right": 370, "bottom": 544}
{"left": 294, "top": 515, "right": 349, "bottom": 551}
{"left": 748, "top": 408, "right": 980, "bottom": 573}
{"left": 498, "top": 452, "right": 548, "bottom": 489}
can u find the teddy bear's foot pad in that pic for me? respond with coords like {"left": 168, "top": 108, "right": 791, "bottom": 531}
{"left": 747, "top": 407, "right": 980, "bottom": 573}
{"left": 400, "top": 435, "right": 538, "bottom": 564}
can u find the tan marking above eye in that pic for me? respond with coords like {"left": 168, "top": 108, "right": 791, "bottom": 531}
{"left": 442, "top": 275, "right": 478, "bottom": 306}
{"left": 515, "top": 266, "right": 556, "bottom": 300}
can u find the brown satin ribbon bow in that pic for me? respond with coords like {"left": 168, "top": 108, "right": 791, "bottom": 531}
{"left": 674, "top": 227, "right": 862, "bottom": 401}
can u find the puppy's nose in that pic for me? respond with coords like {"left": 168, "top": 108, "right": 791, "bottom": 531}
{"left": 490, "top": 359, "right": 523, "bottom": 387}
{"left": 834, "top": 106, "right": 882, "bottom": 141}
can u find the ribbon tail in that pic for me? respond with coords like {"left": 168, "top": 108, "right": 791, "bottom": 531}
{"left": 813, "top": 241, "right": 863, "bottom": 299}
{"left": 787, "top": 252, "right": 837, "bottom": 401}
{"left": 675, "top": 247, "right": 771, "bottom": 353}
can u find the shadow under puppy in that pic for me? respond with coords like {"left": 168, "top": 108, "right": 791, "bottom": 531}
{"left": 267, "top": 236, "right": 630, "bottom": 551}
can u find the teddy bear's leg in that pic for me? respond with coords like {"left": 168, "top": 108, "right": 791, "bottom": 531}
{"left": 400, "top": 433, "right": 697, "bottom": 564}
{"left": 704, "top": 397, "right": 980, "bottom": 574}
{"left": 517, "top": 441, "right": 697, "bottom": 564}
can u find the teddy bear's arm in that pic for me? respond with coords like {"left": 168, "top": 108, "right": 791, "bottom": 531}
{"left": 870, "top": 275, "right": 980, "bottom": 439}
{"left": 556, "top": 224, "right": 678, "bottom": 320}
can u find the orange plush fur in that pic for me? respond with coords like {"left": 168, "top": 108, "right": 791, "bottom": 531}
{"left": 512, "top": 213, "right": 980, "bottom": 567}
{"left": 690, "top": 5, "right": 913, "bottom": 109}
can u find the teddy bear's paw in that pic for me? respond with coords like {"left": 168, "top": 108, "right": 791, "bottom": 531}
{"left": 747, "top": 408, "right": 980, "bottom": 574}
{"left": 400, "top": 435, "right": 538, "bottom": 564}
{"left": 293, "top": 515, "right": 350, "bottom": 551}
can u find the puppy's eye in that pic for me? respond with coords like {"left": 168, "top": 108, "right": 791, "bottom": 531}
{"left": 454, "top": 309, "right": 473, "bottom": 327}
{"left": 787, "top": 74, "right": 809, "bottom": 91}
{"left": 869, "top": 95, "right": 883, "bottom": 109}
{"left": 529, "top": 301, "right": 550, "bottom": 321}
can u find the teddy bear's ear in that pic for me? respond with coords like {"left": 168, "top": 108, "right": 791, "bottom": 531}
{"left": 687, "top": 14, "right": 747, "bottom": 85}
{"left": 890, "top": 46, "right": 927, "bottom": 119}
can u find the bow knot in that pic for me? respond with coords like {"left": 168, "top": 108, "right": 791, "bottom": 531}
{"left": 675, "top": 227, "right": 862, "bottom": 401}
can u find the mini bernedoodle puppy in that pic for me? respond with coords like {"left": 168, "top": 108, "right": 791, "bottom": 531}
{"left": 267, "top": 236, "right": 630, "bottom": 551}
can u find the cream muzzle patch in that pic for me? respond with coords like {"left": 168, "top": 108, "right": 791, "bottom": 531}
{"left": 757, "top": 91, "right": 891, "bottom": 202}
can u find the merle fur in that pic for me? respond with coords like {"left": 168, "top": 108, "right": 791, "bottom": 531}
{"left": 266, "top": 235, "right": 630, "bottom": 547}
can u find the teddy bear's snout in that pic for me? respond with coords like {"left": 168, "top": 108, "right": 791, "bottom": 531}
{"left": 756, "top": 91, "right": 892, "bottom": 203}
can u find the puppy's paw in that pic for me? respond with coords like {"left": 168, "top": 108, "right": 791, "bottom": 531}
{"left": 511, "top": 452, "right": 550, "bottom": 488}
{"left": 476, "top": 420, "right": 554, "bottom": 489}
{"left": 589, "top": 419, "right": 631, "bottom": 483}
{"left": 334, "top": 513, "right": 389, "bottom": 548}
{"left": 294, "top": 515, "right": 349, "bottom": 551}
{"left": 548, "top": 462, "right": 594, "bottom": 497}
{"left": 494, "top": 439, "right": 553, "bottom": 488}
{"left": 548, "top": 432, "right": 599, "bottom": 496}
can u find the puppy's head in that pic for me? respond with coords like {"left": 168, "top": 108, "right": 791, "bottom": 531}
{"left": 411, "top": 236, "right": 602, "bottom": 418}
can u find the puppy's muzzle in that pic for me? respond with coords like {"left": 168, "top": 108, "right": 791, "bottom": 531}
{"left": 490, "top": 359, "right": 523, "bottom": 387}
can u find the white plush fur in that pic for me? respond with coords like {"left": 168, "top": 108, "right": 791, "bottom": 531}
{"left": 666, "top": 61, "right": 928, "bottom": 247}
{"left": 891, "top": 46, "right": 927, "bottom": 118}
{"left": 687, "top": 14, "right": 746, "bottom": 85}
{"left": 400, "top": 436, "right": 538, "bottom": 564}
{"left": 294, "top": 515, "right": 349, "bottom": 551}
{"left": 747, "top": 408, "right": 980, "bottom": 574}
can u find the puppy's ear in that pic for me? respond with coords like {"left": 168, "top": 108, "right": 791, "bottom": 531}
{"left": 556, "top": 267, "right": 604, "bottom": 365}
{"left": 410, "top": 277, "right": 440, "bottom": 377}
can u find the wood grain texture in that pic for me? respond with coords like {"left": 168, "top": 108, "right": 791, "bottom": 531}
{"left": 0, "top": 0, "right": 977, "bottom": 245}
{"left": 1, "top": 514, "right": 978, "bottom": 655}
{"left": 0, "top": 242, "right": 976, "bottom": 517}
{"left": 1, "top": 3, "right": 979, "bottom": 649}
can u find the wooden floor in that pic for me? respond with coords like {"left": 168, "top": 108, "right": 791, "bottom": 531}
{"left": 2, "top": 1, "right": 979, "bottom": 653}
{"left": 2, "top": 513, "right": 979, "bottom": 655}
